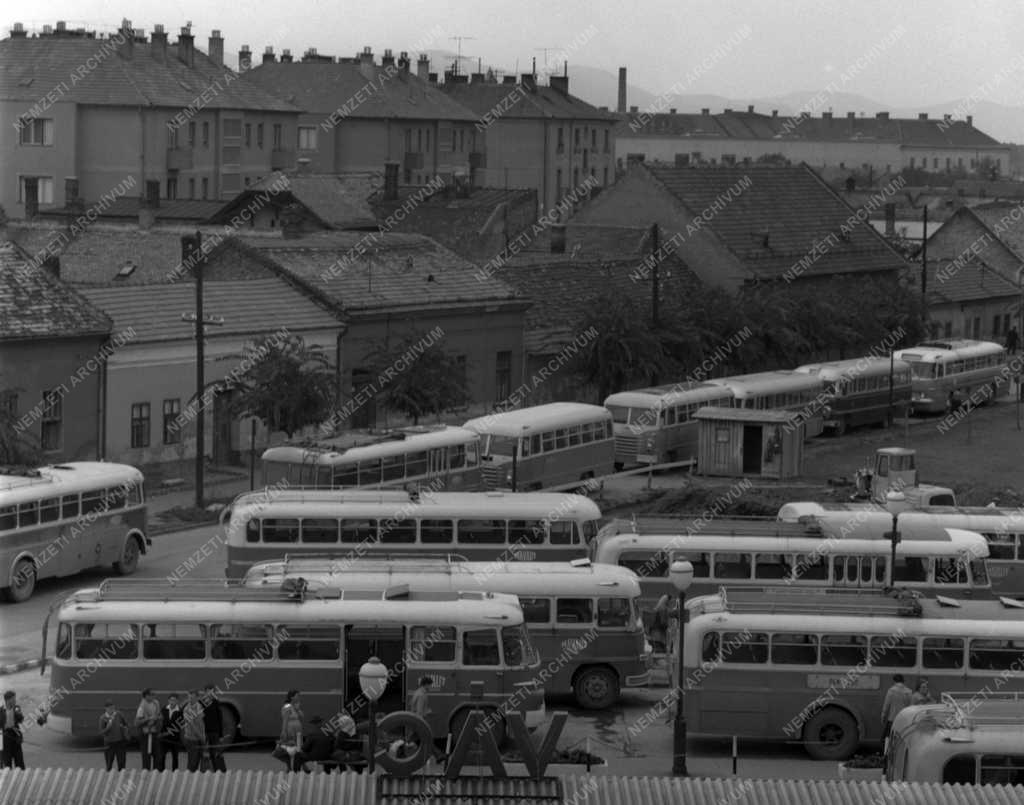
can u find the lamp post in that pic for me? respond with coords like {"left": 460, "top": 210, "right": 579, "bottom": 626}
{"left": 885, "top": 490, "right": 906, "bottom": 586}
{"left": 669, "top": 560, "right": 694, "bottom": 776}
{"left": 359, "top": 657, "right": 389, "bottom": 774}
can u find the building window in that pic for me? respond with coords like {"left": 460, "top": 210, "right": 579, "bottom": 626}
{"left": 2, "top": 391, "right": 17, "bottom": 418}
{"left": 297, "top": 126, "right": 317, "bottom": 150}
{"left": 993, "top": 315, "right": 1002, "bottom": 337}
{"left": 933, "top": 157, "right": 939, "bottom": 169}
{"left": 946, "top": 157, "right": 951, "bottom": 171}
{"left": 166, "top": 177, "right": 177, "bottom": 200}
{"left": 223, "top": 119, "right": 241, "bottom": 139}
{"left": 495, "top": 351, "right": 512, "bottom": 401}
{"left": 459, "top": 130, "right": 465, "bottom": 152}
{"left": 130, "top": 403, "right": 151, "bottom": 449}
{"left": 162, "top": 399, "right": 181, "bottom": 445}
{"left": 604, "top": 129, "right": 610, "bottom": 153}
{"left": 555, "top": 169, "right": 563, "bottom": 201}
{"left": 257, "top": 123, "right": 264, "bottom": 149}
{"left": 591, "top": 129, "right": 597, "bottom": 149}
{"left": 417, "top": 129, "right": 423, "bottom": 152}
{"left": 958, "top": 157, "right": 963, "bottom": 168}
{"left": 944, "top": 321, "right": 953, "bottom": 338}
{"left": 40, "top": 389, "right": 62, "bottom": 452}
{"left": 244, "top": 123, "right": 252, "bottom": 148}
{"left": 18, "top": 177, "right": 54, "bottom": 204}
{"left": 455, "top": 355, "right": 468, "bottom": 406}
{"left": 403, "top": 167, "right": 412, "bottom": 184}
{"left": 603, "top": 166, "right": 608, "bottom": 185}
{"left": 1004, "top": 314, "right": 1012, "bottom": 335}
{"left": 167, "top": 125, "right": 178, "bottom": 148}
{"left": 574, "top": 128, "right": 580, "bottom": 149}
{"left": 972, "top": 317, "right": 981, "bottom": 339}
{"left": 202, "top": 122, "right": 210, "bottom": 147}
{"left": 188, "top": 121, "right": 196, "bottom": 147}
{"left": 18, "top": 117, "right": 54, "bottom": 146}
{"left": 557, "top": 127, "right": 565, "bottom": 154}
{"left": 201, "top": 177, "right": 209, "bottom": 199}
{"left": 273, "top": 124, "right": 283, "bottom": 149}
{"left": 573, "top": 168, "right": 579, "bottom": 188}
{"left": 188, "top": 178, "right": 195, "bottom": 199}
{"left": 451, "top": 129, "right": 457, "bottom": 152}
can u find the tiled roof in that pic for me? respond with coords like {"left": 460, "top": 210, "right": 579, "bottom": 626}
{"left": 952, "top": 179, "right": 1024, "bottom": 199}
{"left": 242, "top": 231, "right": 524, "bottom": 313}
{"left": 970, "top": 203, "right": 1024, "bottom": 260}
{"left": 0, "top": 241, "right": 112, "bottom": 340}
{"left": 210, "top": 172, "right": 380, "bottom": 230}
{"left": 39, "top": 198, "right": 223, "bottom": 223}
{"left": 241, "top": 61, "right": 477, "bottom": 120}
{"left": 644, "top": 163, "right": 910, "bottom": 279}
{"left": 0, "top": 35, "right": 296, "bottom": 111}
{"left": 926, "top": 252, "right": 1018, "bottom": 304}
{"left": 619, "top": 111, "right": 1003, "bottom": 148}
{"left": 76, "top": 278, "right": 344, "bottom": 344}
{"left": 440, "top": 81, "right": 618, "bottom": 122}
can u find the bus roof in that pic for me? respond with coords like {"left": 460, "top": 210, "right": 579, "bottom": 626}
{"left": 794, "top": 357, "right": 911, "bottom": 381}
{"left": 892, "top": 699, "right": 1024, "bottom": 740}
{"left": 244, "top": 558, "right": 643, "bottom": 596}
{"left": 793, "top": 509, "right": 1024, "bottom": 538}
{"left": 591, "top": 530, "right": 987, "bottom": 559}
{"left": 603, "top": 384, "right": 731, "bottom": 409}
{"left": 261, "top": 426, "right": 479, "bottom": 465}
{"left": 600, "top": 516, "right": 831, "bottom": 539}
{"left": 895, "top": 340, "right": 1005, "bottom": 364}
{"left": 705, "top": 371, "right": 823, "bottom": 397}
{"left": 462, "top": 403, "right": 611, "bottom": 437}
{"left": 0, "top": 462, "right": 143, "bottom": 506}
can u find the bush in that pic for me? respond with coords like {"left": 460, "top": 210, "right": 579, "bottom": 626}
{"left": 844, "top": 752, "right": 884, "bottom": 768}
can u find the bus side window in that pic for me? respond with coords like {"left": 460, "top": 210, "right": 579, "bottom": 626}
{"left": 262, "top": 518, "right": 300, "bottom": 543}
{"left": 0, "top": 506, "right": 16, "bottom": 531}
{"left": 754, "top": 553, "right": 789, "bottom": 580}
{"left": 548, "top": 521, "right": 573, "bottom": 545}
{"left": 462, "top": 629, "right": 500, "bottom": 665}
{"left": 820, "top": 634, "right": 866, "bottom": 666}
{"left": 979, "top": 755, "right": 1024, "bottom": 785}
{"left": 531, "top": 435, "right": 542, "bottom": 454}
{"left": 405, "top": 451, "right": 428, "bottom": 477}
{"left": 410, "top": 626, "right": 456, "bottom": 662}
{"left": 381, "top": 518, "right": 416, "bottom": 544}
{"left": 340, "top": 518, "right": 377, "bottom": 543}
{"left": 457, "top": 519, "right": 506, "bottom": 544}
{"left": 556, "top": 598, "right": 593, "bottom": 624}
{"left": 245, "top": 518, "right": 261, "bottom": 543}
{"left": 333, "top": 465, "right": 358, "bottom": 487}
{"left": 509, "top": 520, "right": 546, "bottom": 546}
{"left": 144, "top": 623, "right": 205, "bottom": 661}
{"left": 922, "top": 637, "right": 963, "bottom": 669}
{"left": 713, "top": 553, "right": 751, "bottom": 580}
{"left": 597, "top": 597, "right": 630, "bottom": 628}
{"left": 61, "top": 494, "right": 80, "bottom": 519}
{"left": 56, "top": 623, "right": 72, "bottom": 660}
{"left": 893, "top": 557, "right": 926, "bottom": 583}
{"left": 722, "top": 632, "right": 768, "bottom": 664}
{"left": 671, "top": 552, "right": 709, "bottom": 578}
{"left": 277, "top": 625, "right": 340, "bottom": 661}
{"left": 519, "top": 597, "right": 551, "bottom": 624}
{"left": 568, "top": 426, "right": 581, "bottom": 446}
{"left": 942, "top": 755, "right": 977, "bottom": 785}
{"left": 301, "top": 518, "right": 339, "bottom": 544}
{"left": 39, "top": 497, "right": 61, "bottom": 523}
{"left": 420, "top": 519, "right": 453, "bottom": 544}
{"left": 984, "top": 533, "right": 1015, "bottom": 560}
{"left": 770, "top": 633, "right": 818, "bottom": 665}
{"left": 701, "top": 632, "right": 720, "bottom": 663}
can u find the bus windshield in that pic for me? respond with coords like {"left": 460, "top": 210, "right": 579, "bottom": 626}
{"left": 485, "top": 436, "right": 519, "bottom": 457}
{"left": 904, "top": 360, "right": 935, "bottom": 381}
{"left": 606, "top": 405, "right": 654, "bottom": 425}
{"left": 502, "top": 624, "right": 537, "bottom": 667}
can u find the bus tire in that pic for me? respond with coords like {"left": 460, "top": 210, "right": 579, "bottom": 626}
{"left": 802, "top": 707, "right": 859, "bottom": 761}
{"left": 833, "top": 418, "right": 846, "bottom": 437}
{"left": 573, "top": 666, "right": 619, "bottom": 710}
{"left": 449, "top": 706, "right": 506, "bottom": 750}
{"left": 613, "top": 462, "right": 624, "bottom": 473}
{"left": 219, "top": 703, "right": 240, "bottom": 743}
{"left": 114, "top": 534, "right": 142, "bottom": 575}
{"left": 2, "top": 559, "right": 36, "bottom": 603}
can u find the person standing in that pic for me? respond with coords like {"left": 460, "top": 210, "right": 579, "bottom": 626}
{"left": 279, "top": 690, "right": 304, "bottom": 773}
{"left": 201, "top": 684, "right": 228, "bottom": 773}
{"left": 912, "top": 679, "right": 936, "bottom": 706}
{"left": 98, "top": 700, "right": 129, "bottom": 771}
{"left": 135, "top": 688, "right": 162, "bottom": 770}
{"left": 0, "top": 690, "right": 26, "bottom": 770}
{"left": 160, "top": 693, "right": 184, "bottom": 771}
{"left": 881, "top": 674, "right": 914, "bottom": 741}
{"left": 1005, "top": 327, "right": 1018, "bottom": 354}
{"left": 181, "top": 690, "right": 207, "bottom": 772}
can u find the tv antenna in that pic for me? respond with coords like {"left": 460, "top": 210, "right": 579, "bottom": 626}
{"left": 535, "top": 47, "right": 561, "bottom": 68}
{"left": 449, "top": 36, "right": 476, "bottom": 75}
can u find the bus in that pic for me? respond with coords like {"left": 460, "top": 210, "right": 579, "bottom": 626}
{"left": 706, "top": 371, "right": 826, "bottom": 438}
{"left": 42, "top": 580, "right": 543, "bottom": 745}
{"left": 886, "top": 694, "right": 1024, "bottom": 784}
{"left": 223, "top": 488, "right": 603, "bottom": 579}
{"left": 592, "top": 530, "right": 991, "bottom": 611}
{"left": 260, "top": 426, "right": 483, "bottom": 491}
{"left": 462, "top": 403, "right": 615, "bottom": 491}
{"left": 893, "top": 340, "right": 1010, "bottom": 414}
{"left": 0, "top": 462, "right": 148, "bottom": 603}
{"left": 682, "top": 588, "right": 1024, "bottom": 760}
{"left": 794, "top": 356, "right": 912, "bottom": 435}
{"left": 603, "top": 383, "right": 734, "bottom": 470}
{"left": 779, "top": 507, "right": 1024, "bottom": 599}
{"left": 243, "top": 557, "right": 650, "bottom": 709}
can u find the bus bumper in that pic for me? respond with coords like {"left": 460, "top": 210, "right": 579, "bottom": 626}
{"left": 624, "top": 671, "right": 652, "bottom": 687}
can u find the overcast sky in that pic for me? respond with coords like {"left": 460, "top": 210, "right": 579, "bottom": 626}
{"left": 8, "top": 0, "right": 1024, "bottom": 108}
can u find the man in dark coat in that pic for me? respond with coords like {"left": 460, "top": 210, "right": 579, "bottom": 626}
{"left": 0, "top": 691, "right": 26, "bottom": 769}
{"left": 301, "top": 716, "right": 335, "bottom": 772}
{"left": 201, "top": 684, "right": 227, "bottom": 772}
{"left": 160, "top": 693, "right": 185, "bottom": 771}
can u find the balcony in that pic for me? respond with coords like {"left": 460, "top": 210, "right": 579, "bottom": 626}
{"left": 270, "top": 148, "right": 295, "bottom": 170}
{"left": 404, "top": 152, "right": 424, "bottom": 170}
{"left": 166, "top": 148, "right": 194, "bottom": 170}
{"left": 469, "top": 151, "right": 486, "bottom": 169}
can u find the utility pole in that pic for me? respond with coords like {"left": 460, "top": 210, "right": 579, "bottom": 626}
{"left": 921, "top": 206, "right": 929, "bottom": 328}
{"left": 651, "top": 223, "right": 661, "bottom": 386}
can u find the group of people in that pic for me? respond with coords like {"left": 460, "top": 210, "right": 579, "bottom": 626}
{"left": 881, "top": 674, "right": 937, "bottom": 742}
{"left": 98, "top": 685, "right": 230, "bottom": 772}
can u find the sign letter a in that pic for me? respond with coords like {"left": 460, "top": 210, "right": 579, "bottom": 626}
{"left": 445, "top": 710, "right": 506, "bottom": 778}
{"left": 506, "top": 711, "right": 567, "bottom": 778}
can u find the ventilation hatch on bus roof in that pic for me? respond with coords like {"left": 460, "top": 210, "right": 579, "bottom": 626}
{"left": 999, "top": 596, "right": 1024, "bottom": 609}
{"left": 935, "top": 595, "right": 962, "bottom": 608}
{"left": 570, "top": 558, "right": 591, "bottom": 568}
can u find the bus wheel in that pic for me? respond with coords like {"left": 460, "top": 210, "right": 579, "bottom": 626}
{"left": 3, "top": 559, "right": 36, "bottom": 603}
{"left": 573, "top": 667, "right": 619, "bottom": 710}
{"left": 450, "top": 707, "right": 506, "bottom": 750}
{"left": 613, "top": 462, "right": 624, "bottom": 473}
{"left": 833, "top": 419, "right": 846, "bottom": 437}
{"left": 220, "top": 703, "right": 240, "bottom": 743}
{"left": 114, "top": 535, "right": 141, "bottom": 575}
{"left": 802, "top": 707, "right": 859, "bottom": 760}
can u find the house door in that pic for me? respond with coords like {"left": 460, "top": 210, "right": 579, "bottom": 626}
{"left": 212, "top": 390, "right": 235, "bottom": 466}
{"left": 349, "top": 369, "right": 376, "bottom": 430}
{"left": 742, "top": 425, "right": 762, "bottom": 474}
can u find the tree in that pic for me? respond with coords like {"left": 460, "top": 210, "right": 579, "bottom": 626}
{"left": 0, "top": 386, "right": 41, "bottom": 466}
{"left": 228, "top": 333, "right": 335, "bottom": 439}
{"left": 365, "top": 331, "right": 468, "bottom": 425}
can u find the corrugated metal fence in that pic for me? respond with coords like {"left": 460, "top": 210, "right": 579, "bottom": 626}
{"left": 2, "top": 769, "right": 1024, "bottom": 805}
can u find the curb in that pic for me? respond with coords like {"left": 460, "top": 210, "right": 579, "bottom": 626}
{"left": 0, "top": 658, "right": 43, "bottom": 676}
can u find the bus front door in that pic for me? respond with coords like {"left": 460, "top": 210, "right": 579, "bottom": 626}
{"left": 344, "top": 626, "right": 408, "bottom": 726}
{"left": 427, "top": 448, "right": 447, "bottom": 488}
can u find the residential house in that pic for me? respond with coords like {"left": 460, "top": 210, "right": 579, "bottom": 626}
{"left": 564, "top": 162, "right": 913, "bottom": 289}
{"left": 920, "top": 203, "right": 1024, "bottom": 342}
{"left": 440, "top": 70, "right": 618, "bottom": 217}
{"left": 0, "top": 19, "right": 300, "bottom": 218}
{"left": 239, "top": 47, "right": 481, "bottom": 188}
{"left": 0, "top": 241, "right": 112, "bottom": 462}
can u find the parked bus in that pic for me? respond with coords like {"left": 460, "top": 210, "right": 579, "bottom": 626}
{"left": 462, "top": 403, "right": 615, "bottom": 491}
{"left": 894, "top": 339, "right": 1009, "bottom": 414}
{"left": 260, "top": 425, "right": 483, "bottom": 491}
{"left": 682, "top": 588, "right": 1024, "bottom": 760}
{"left": 794, "top": 356, "right": 912, "bottom": 435}
{"left": 706, "top": 371, "right": 826, "bottom": 438}
{"left": 592, "top": 530, "right": 991, "bottom": 610}
{"left": 223, "top": 488, "right": 603, "bottom": 579}
{"left": 243, "top": 557, "right": 649, "bottom": 709}
{"left": 42, "top": 580, "right": 543, "bottom": 744}
{"left": 776, "top": 507, "right": 1024, "bottom": 599}
{"left": 603, "top": 383, "right": 734, "bottom": 470}
{"left": 0, "top": 462, "right": 149, "bottom": 603}
{"left": 886, "top": 694, "right": 1024, "bottom": 784}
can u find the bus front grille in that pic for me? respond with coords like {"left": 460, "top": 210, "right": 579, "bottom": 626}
{"left": 480, "top": 466, "right": 504, "bottom": 490}
{"left": 615, "top": 434, "right": 640, "bottom": 461}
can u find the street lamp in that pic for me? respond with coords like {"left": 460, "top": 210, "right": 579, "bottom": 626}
{"left": 669, "top": 560, "right": 694, "bottom": 776}
{"left": 359, "top": 657, "right": 389, "bottom": 773}
{"left": 885, "top": 490, "right": 906, "bottom": 586}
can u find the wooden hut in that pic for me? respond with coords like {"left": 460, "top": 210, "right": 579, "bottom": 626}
{"left": 693, "top": 407, "right": 804, "bottom": 479}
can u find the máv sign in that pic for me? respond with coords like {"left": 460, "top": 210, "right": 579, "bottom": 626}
{"left": 375, "top": 709, "right": 568, "bottom": 779}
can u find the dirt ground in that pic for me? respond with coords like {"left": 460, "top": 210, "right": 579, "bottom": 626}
{"left": 617, "top": 395, "right": 1024, "bottom": 516}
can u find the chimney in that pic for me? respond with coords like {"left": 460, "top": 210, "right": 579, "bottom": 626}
{"left": 360, "top": 46, "right": 373, "bottom": 65}
{"left": 629, "top": 105, "right": 639, "bottom": 114}
{"left": 822, "top": 112, "right": 832, "bottom": 120}
{"left": 238, "top": 45, "right": 252, "bottom": 71}
{"left": 117, "top": 18, "right": 134, "bottom": 60}
{"left": 701, "top": 108, "right": 709, "bottom": 116}
{"left": 139, "top": 180, "right": 160, "bottom": 229}
{"left": 417, "top": 54, "right": 429, "bottom": 79}
{"left": 502, "top": 75, "right": 516, "bottom": 84}
{"left": 669, "top": 108, "right": 677, "bottom": 114}
{"left": 42, "top": 256, "right": 60, "bottom": 279}
{"left": 383, "top": 162, "right": 399, "bottom": 201}
{"left": 208, "top": 29, "right": 224, "bottom": 67}
{"left": 151, "top": 24, "right": 167, "bottom": 62}
{"left": 471, "top": 72, "right": 486, "bottom": 83}
{"left": 398, "top": 51, "right": 410, "bottom": 72}
{"left": 884, "top": 202, "right": 896, "bottom": 237}
{"left": 10, "top": 23, "right": 27, "bottom": 38}
{"left": 24, "top": 177, "right": 39, "bottom": 219}
{"left": 772, "top": 110, "right": 778, "bottom": 118}
{"left": 550, "top": 75, "right": 568, "bottom": 94}
{"left": 550, "top": 225, "right": 566, "bottom": 253}
{"left": 177, "top": 26, "right": 194, "bottom": 68}
{"left": 617, "top": 67, "right": 627, "bottom": 114}
{"left": 64, "top": 177, "right": 79, "bottom": 207}
{"left": 281, "top": 203, "right": 304, "bottom": 239}
{"left": 521, "top": 73, "right": 536, "bottom": 92}
{"left": 381, "top": 49, "right": 395, "bottom": 68}
{"left": 966, "top": 115, "right": 973, "bottom": 127}
{"left": 262, "top": 46, "right": 275, "bottom": 64}
{"left": 747, "top": 105, "right": 754, "bottom": 113}
{"left": 724, "top": 108, "right": 733, "bottom": 114}
{"left": 280, "top": 49, "right": 293, "bottom": 63}
{"left": 56, "top": 20, "right": 67, "bottom": 34}
{"left": 847, "top": 111, "right": 855, "bottom": 119}
{"left": 428, "top": 72, "right": 438, "bottom": 83}
{"left": 876, "top": 112, "right": 889, "bottom": 120}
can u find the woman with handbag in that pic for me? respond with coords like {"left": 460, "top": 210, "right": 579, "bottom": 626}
{"left": 275, "top": 690, "right": 304, "bottom": 772}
